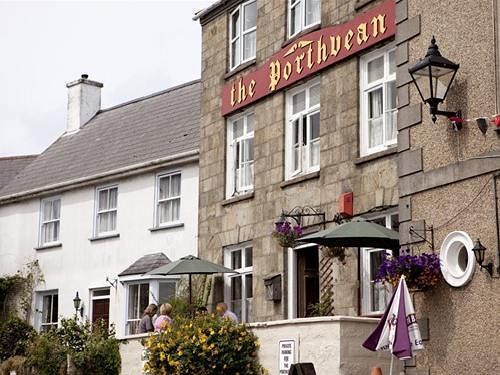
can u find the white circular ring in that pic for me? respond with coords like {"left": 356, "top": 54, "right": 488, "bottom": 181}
{"left": 440, "top": 231, "right": 476, "bottom": 287}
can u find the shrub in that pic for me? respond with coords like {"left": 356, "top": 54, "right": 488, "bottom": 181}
{"left": 26, "top": 329, "right": 66, "bottom": 375}
{"left": 58, "top": 318, "right": 121, "bottom": 375}
{"left": 0, "top": 316, "right": 35, "bottom": 361}
{"left": 144, "top": 314, "right": 265, "bottom": 375}
{"left": 0, "top": 355, "right": 31, "bottom": 375}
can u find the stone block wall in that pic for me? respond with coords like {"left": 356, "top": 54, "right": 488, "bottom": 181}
{"left": 198, "top": 0, "right": 399, "bottom": 322}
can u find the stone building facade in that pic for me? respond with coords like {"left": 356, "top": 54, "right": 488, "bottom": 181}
{"left": 396, "top": 0, "right": 500, "bottom": 373}
{"left": 196, "top": 0, "right": 400, "bottom": 323}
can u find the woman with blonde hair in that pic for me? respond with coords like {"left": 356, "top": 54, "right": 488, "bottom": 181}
{"left": 154, "top": 303, "right": 173, "bottom": 332}
{"left": 138, "top": 303, "right": 158, "bottom": 333}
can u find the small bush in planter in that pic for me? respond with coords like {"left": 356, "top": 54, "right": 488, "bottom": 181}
{"left": 144, "top": 314, "right": 266, "bottom": 375}
{"left": 375, "top": 252, "right": 441, "bottom": 291}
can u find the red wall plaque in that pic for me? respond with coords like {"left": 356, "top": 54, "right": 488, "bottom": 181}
{"left": 221, "top": 0, "right": 395, "bottom": 116}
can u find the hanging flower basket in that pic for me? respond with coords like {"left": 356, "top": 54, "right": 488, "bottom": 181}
{"left": 321, "top": 246, "right": 347, "bottom": 265}
{"left": 272, "top": 221, "right": 303, "bottom": 248}
{"left": 375, "top": 252, "right": 441, "bottom": 291}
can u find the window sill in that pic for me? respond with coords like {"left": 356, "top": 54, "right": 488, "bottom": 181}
{"left": 222, "top": 191, "right": 254, "bottom": 206}
{"left": 280, "top": 171, "right": 320, "bottom": 189}
{"left": 89, "top": 233, "right": 120, "bottom": 242}
{"left": 35, "top": 243, "right": 62, "bottom": 251}
{"left": 149, "top": 222, "right": 184, "bottom": 232}
{"left": 225, "top": 59, "right": 257, "bottom": 80}
{"left": 354, "top": 0, "right": 376, "bottom": 11}
{"left": 282, "top": 24, "right": 321, "bottom": 49}
{"left": 354, "top": 147, "right": 397, "bottom": 165}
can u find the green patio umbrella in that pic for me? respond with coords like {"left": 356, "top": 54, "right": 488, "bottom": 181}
{"left": 146, "top": 255, "right": 237, "bottom": 306}
{"left": 299, "top": 220, "right": 400, "bottom": 250}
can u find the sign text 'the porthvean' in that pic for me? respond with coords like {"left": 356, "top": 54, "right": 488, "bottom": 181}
{"left": 221, "top": 0, "right": 395, "bottom": 116}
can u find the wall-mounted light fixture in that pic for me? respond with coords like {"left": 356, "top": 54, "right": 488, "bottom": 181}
{"left": 408, "top": 37, "right": 461, "bottom": 125}
{"left": 471, "top": 239, "right": 493, "bottom": 276}
{"left": 73, "top": 292, "right": 84, "bottom": 318}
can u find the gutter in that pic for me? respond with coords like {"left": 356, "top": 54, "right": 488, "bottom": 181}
{"left": 0, "top": 149, "right": 199, "bottom": 204}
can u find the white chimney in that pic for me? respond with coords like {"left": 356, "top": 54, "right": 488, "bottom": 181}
{"left": 65, "top": 74, "right": 103, "bottom": 134}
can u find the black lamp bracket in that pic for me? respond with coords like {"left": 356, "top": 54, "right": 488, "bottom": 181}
{"left": 408, "top": 224, "right": 435, "bottom": 252}
{"left": 106, "top": 276, "right": 118, "bottom": 289}
{"left": 479, "top": 261, "right": 494, "bottom": 277}
{"left": 279, "top": 206, "right": 326, "bottom": 229}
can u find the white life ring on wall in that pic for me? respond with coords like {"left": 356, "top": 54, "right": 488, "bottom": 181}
{"left": 440, "top": 231, "right": 476, "bottom": 287}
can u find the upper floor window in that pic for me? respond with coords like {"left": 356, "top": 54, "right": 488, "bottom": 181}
{"left": 95, "top": 186, "right": 118, "bottom": 235}
{"left": 285, "top": 78, "right": 320, "bottom": 180}
{"left": 360, "top": 45, "right": 397, "bottom": 156}
{"left": 288, "top": 0, "right": 320, "bottom": 38}
{"left": 229, "top": 0, "right": 257, "bottom": 70}
{"left": 226, "top": 111, "right": 254, "bottom": 198}
{"left": 360, "top": 213, "right": 399, "bottom": 315}
{"left": 37, "top": 290, "right": 58, "bottom": 331}
{"left": 39, "top": 197, "right": 61, "bottom": 246}
{"left": 156, "top": 172, "right": 181, "bottom": 226}
{"left": 224, "top": 244, "right": 253, "bottom": 323}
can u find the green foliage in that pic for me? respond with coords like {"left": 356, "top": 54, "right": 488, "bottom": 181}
{"left": 0, "top": 355, "right": 31, "bottom": 375}
{"left": 26, "top": 329, "right": 66, "bottom": 375}
{"left": 0, "top": 316, "right": 35, "bottom": 361}
{"left": 309, "top": 289, "right": 334, "bottom": 317}
{"left": 144, "top": 314, "right": 265, "bottom": 375}
{"left": 59, "top": 318, "right": 121, "bottom": 375}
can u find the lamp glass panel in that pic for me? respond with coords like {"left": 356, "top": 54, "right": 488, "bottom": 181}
{"left": 410, "top": 65, "right": 432, "bottom": 102}
{"left": 430, "top": 66, "right": 455, "bottom": 100}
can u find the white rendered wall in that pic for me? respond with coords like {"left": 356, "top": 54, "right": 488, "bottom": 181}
{"left": 0, "top": 162, "right": 198, "bottom": 337}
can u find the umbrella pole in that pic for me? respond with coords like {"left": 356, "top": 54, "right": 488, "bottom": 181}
{"left": 189, "top": 274, "right": 192, "bottom": 307}
{"left": 389, "top": 354, "right": 394, "bottom": 375}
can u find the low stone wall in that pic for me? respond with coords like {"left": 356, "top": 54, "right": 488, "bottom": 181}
{"left": 119, "top": 316, "right": 402, "bottom": 375}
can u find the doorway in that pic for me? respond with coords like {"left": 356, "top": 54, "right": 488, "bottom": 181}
{"left": 91, "top": 288, "right": 110, "bottom": 327}
{"left": 296, "top": 246, "right": 319, "bottom": 318}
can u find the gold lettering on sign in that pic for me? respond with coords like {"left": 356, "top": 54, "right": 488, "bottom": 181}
{"left": 357, "top": 23, "right": 368, "bottom": 45}
{"left": 344, "top": 29, "right": 354, "bottom": 51}
{"left": 238, "top": 79, "right": 246, "bottom": 103}
{"left": 371, "top": 14, "right": 387, "bottom": 37}
{"left": 248, "top": 80, "right": 256, "bottom": 97}
{"left": 317, "top": 35, "right": 328, "bottom": 64}
{"left": 231, "top": 85, "right": 236, "bottom": 106}
{"left": 269, "top": 60, "right": 281, "bottom": 91}
{"left": 283, "top": 62, "right": 292, "bottom": 80}
{"left": 307, "top": 45, "right": 314, "bottom": 69}
{"left": 330, "top": 35, "right": 341, "bottom": 56}
{"left": 295, "top": 53, "right": 305, "bottom": 73}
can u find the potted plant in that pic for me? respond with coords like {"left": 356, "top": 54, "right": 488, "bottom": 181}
{"left": 375, "top": 252, "right": 441, "bottom": 291}
{"left": 272, "top": 221, "right": 303, "bottom": 248}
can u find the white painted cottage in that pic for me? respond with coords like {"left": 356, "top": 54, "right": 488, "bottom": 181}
{"left": 0, "top": 75, "right": 200, "bottom": 338}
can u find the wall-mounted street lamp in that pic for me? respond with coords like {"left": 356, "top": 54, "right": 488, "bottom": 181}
{"left": 408, "top": 37, "right": 461, "bottom": 126}
{"left": 471, "top": 239, "right": 493, "bottom": 276}
{"left": 73, "top": 292, "right": 84, "bottom": 318}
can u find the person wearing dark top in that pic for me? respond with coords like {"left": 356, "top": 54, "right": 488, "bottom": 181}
{"left": 138, "top": 304, "right": 158, "bottom": 333}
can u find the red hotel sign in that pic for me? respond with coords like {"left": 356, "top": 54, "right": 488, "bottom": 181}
{"left": 221, "top": 0, "right": 395, "bottom": 116}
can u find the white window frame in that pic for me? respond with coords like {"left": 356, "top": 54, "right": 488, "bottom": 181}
{"left": 285, "top": 78, "right": 321, "bottom": 180}
{"left": 360, "top": 212, "right": 399, "bottom": 316}
{"left": 229, "top": 0, "right": 257, "bottom": 70}
{"left": 39, "top": 196, "right": 61, "bottom": 246}
{"left": 226, "top": 111, "right": 255, "bottom": 198}
{"left": 224, "top": 244, "right": 253, "bottom": 323}
{"left": 36, "top": 290, "right": 58, "bottom": 332}
{"left": 288, "top": 0, "right": 321, "bottom": 38}
{"left": 122, "top": 277, "right": 178, "bottom": 336}
{"left": 359, "top": 44, "right": 397, "bottom": 156}
{"left": 154, "top": 171, "right": 182, "bottom": 227}
{"left": 94, "top": 185, "right": 118, "bottom": 236}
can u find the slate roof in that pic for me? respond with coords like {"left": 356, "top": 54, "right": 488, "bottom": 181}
{"left": 0, "top": 80, "right": 200, "bottom": 200}
{"left": 119, "top": 252, "right": 171, "bottom": 276}
{"left": 0, "top": 155, "right": 38, "bottom": 189}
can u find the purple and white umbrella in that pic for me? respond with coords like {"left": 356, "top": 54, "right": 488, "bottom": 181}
{"left": 362, "top": 276, "right": 423, "bottom": 374}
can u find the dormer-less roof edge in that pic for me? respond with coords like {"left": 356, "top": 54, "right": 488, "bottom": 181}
{"left": 0, "top": 149, "right": 199, "bottom": 204}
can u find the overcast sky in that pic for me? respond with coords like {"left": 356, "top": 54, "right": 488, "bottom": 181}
{"left": 0, "top": 0, "right": 213, "bottom": 157}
